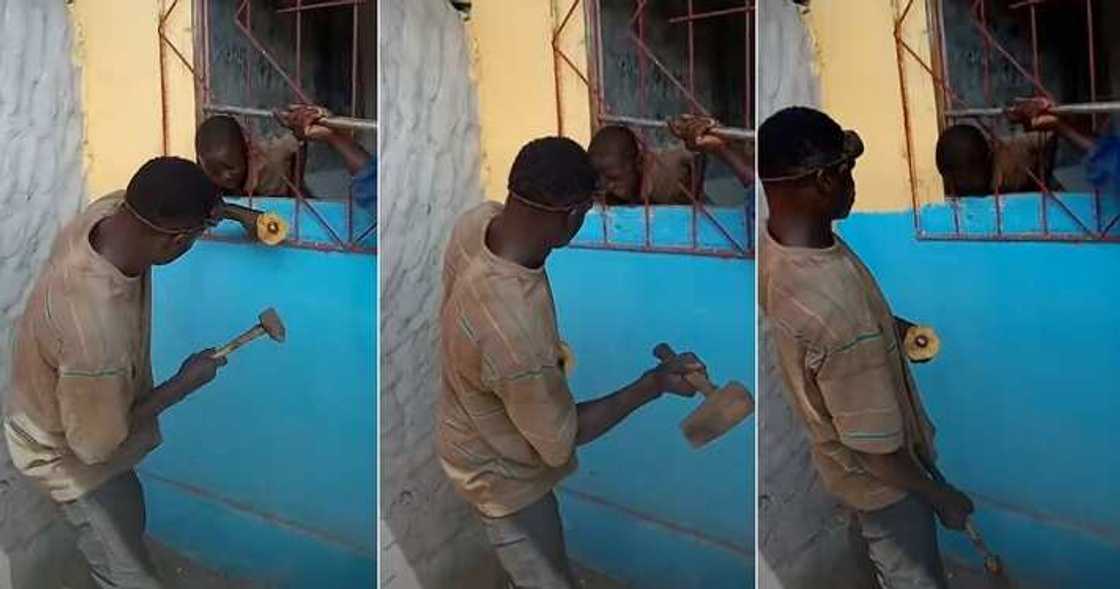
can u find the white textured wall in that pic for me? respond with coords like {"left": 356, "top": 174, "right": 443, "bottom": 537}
{"left": 0, "top": 0, "right": 88, "bottom": 585}
{"left": 757, "top": 2, "right": 873, "bottom": 587}
{"left": 379, "top": 1, "right": 500, "bottom": 587}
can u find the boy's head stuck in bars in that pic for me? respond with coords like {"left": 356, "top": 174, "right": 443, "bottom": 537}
{"left": 758, "top": 106, "right": 863, "bottom": 225}
{"left": 196, "top": 115, "right": 250, "bottom": 193}
{"left": 588, "top": 125, "right": 641, "bottom": 203}
{"left": 935, "top": 101, "right": 1061, "bottom": 199}
{"left": 195, "top": 114, "right": 301, "bottom": 197}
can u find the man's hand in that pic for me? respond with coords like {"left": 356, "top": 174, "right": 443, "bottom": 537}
{"left": 1006, "top": 97, "right": 1058, "bottom": 132}
{"left": 274, "top": 104, "right": 336, "bottom": 142}
{"left": 930, "top": 485, "right": 975, "bottom": 530}
{"left": 668, "top": 114, "right": 726, "bottom": 154}
{"left": 175, "top": 349, "right": 228, "bottom": 393}
{"left": 646, "top": 352, "right": 706, "bottom": 397}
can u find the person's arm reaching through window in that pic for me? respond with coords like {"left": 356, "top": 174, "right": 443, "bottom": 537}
{"left": 669, "top": 114, "right": 753, "bottom": 188}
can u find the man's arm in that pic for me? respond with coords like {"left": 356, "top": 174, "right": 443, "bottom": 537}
{"left": 668, "top": 114, "right": 753, "bottom": 187}
{"left": 575, "top": 353, "right": 702, "bottom": 446}
{"left": 857, "top": 451, "right": 974, "bottom": 530}
{"left": 58, "top": 347, "right": 224, "bottom": 465}
{"left": 131, "top": 349, "right": 227, "bottom": 423}
{"left": 275, "top": 105, "right": 372, "bottom": 175}
{"left": 812, "top": 325, "right": 974, "bottom": 529}
{"left": 1007, "top": 97, "right": 1096, "bottom": 152}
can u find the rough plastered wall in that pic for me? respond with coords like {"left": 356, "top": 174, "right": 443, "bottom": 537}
{"left": 757, "top": 1, "right": 874, "bottom": 587}
{"left": 379, "top": 0, "right": 500, "bottom": 587}
{"left": 0, "top": 1, "right": 88, "bottom": 586}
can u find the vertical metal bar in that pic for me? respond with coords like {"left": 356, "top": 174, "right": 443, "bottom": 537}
{"left": 552, "top": 1, "right": 565, "bottom": 136}
{"left": 894, "top": 1, "right": 923, "bottom": 236}
{"left": 746, "top": 0, "right": 753, "bottom": 128}
{"left": 1088, "top": 0, "right": 1101, "bottom": 234}
{"left": 1030, "top": 4, "right": 1040, "bottom": 89}
{"left": 980, "top": 0, "right": 991, "bottom": 107}
{"left": 350, "top": 1, "right": 359, "bottom": 244}
{"left": 634, "top": 1, "right": 651, "bottom": 251}
{"left": 158, "top": 0, "right": 170, "bottom": 155}
{"left": 296, "top": 0, "right": 302, "bottom": 94}
{"left": 687, "top": 0, "right": 695, "bottom": 112}
{"left": 1087, "top": 0, "right": 1098, "bottom": 132}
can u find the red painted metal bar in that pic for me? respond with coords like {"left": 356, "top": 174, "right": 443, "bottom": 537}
{"left": 668, "top": 6, "right": 751, "bottom": 24}
{"left": 275, "top": 0, "right": 366, "bottom": 14}
{"left": 552, "top": 0, "right": 752, "bottom": 258}
{"left": 896, "top": 2, "right": 1109, "bottom": 243}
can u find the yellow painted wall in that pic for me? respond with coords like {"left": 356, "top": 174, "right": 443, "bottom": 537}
{"left": 69, "top": 0, "right": 197, "bottom": 200}
{"left": 805, "top": 0, "right": 942, "bottom": 212}
{"left": 468, "top": 1, "right": 593, "bottom": 201}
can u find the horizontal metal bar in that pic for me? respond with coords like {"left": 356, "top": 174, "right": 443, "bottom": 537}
{"left": 946, "top": 101, "right": 1120, "bottom": 118}
{"left": 275, "top": 0, "right": 366, "bottom": 14}
{"left": 668, "top": 6, "right": 753, "bottom": 24}
{"left": 600, "top": 114, "right": 754, "bottom": 140}
{"left": 203, "top": 103, "right": 378, "bottom": 131}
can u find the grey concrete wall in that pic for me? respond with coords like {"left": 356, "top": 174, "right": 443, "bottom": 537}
{"left": 378, "top": 0, "right": 499, "bottom": 587}
{"left": 757, "top": 2, "right": 874, "bottom": 587}
{"left": 0, "top": 1, "right": 89, "bottom": 587}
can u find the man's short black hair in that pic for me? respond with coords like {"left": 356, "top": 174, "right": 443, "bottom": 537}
{"left": 758, "top": 106, "right": 846, "bottom": 179}
{"left": 936, "top": 124, "right": 991, "bottom": 174}
{"left": 588, "top": 125, "right": 640, "bottom": 161}
{"left": 508, "top": 136, "right": 597, "bottom": 207}
{"left": 195, "top": 115, "right": 246, "bottom": 155}
{"left": 125, "top": 157, "right": 221, "bottom": 230}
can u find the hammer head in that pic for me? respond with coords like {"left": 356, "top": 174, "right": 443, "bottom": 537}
{"left": 258, "top": 308, "right": 286, "bottom": 343}
{"left": 681, "top": 380, "right": 753, "bottom": 448}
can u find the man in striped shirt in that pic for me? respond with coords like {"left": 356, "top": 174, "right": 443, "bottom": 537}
{"left": 438, "top": 137, "right": 704, "bottom": 588}
{"left": 759, "top": 107, "right": 973, "bottom": 589}
{"left": 5, "top": 158, "right": 229, "bottom": 588}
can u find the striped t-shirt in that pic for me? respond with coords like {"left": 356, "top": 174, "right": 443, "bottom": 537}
{"left": 436, "top": 202, "right": 577, "bottom": 518}
{"left": 760, "top": 229, "right": 935, "bottom": 512}
{"left": 5, "top": 193, "right": 161, "bottom": 502}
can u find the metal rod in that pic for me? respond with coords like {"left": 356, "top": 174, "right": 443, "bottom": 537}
{"left": 947, "top": 101, "right": 1120, "bottom": 117}
{"left": 275, "top": 0, "right": 366, "bottom": 14}
{"left": 668, "top": 6, "right": 751, "bottom": 23}
{"left": 599, "top": 114, "right": 754, "bottom": 139}
{"left": 203, "top": 104, "right": 378, "bottom": 130}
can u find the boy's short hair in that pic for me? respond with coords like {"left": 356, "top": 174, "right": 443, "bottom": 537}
{"left": 195, "top": 115, "right": 246, "bottom": 155}
{"left": 588, "top": 125, "right": 640, "bottom": 161}
{"left": 935, "top": 124, "right": 991, "bottom": 175}
{"left": 509, "top": 137, "right": 597, "bottom": 208}
{"left": 126, "top": 157, "right": 221, "bottom": 230}
{"left": 758, "top": 106, "right": 846, "bottom": 179}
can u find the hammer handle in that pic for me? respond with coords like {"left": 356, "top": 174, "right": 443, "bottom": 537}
{"left": 212, "top": 325, "right": 266, "bottom": 359}
{"left": 653, "top": 344, "right": 717, "bottom": 397}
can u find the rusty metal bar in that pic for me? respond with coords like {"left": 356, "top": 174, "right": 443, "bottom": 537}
{"left": 600, "top": 114, "right": 754, "bottom": 140}
{"left": 275, "top": 0, "right": 366, "bottom": 13}
{"left": 947, "top": 101, "right": 1120, "bottom": 117}
{"left": 203, "top": 104, "right": 378, "bottom": 130}
{"left": 668, "top": 6, "right": 751, "bottom": 23}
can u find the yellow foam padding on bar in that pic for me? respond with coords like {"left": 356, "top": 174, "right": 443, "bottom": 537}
{"left": 256, "top": 212, "right": 288, "bottom": 246}
{"left": 905, "top": 326, "right": 940, "bottom": 362}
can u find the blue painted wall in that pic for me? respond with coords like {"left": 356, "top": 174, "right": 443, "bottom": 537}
{"left": 838, "top": 203, "right": 1120, "bottom": 587}
{"left": 145, "top": 199, "right": 376, "bottom": 587}
{"left": 548, "top": 205, "right": 755, "bottom": 588}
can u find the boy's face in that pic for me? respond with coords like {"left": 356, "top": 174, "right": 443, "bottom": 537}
{"left": 590, "top": 150, "right": 640, "bottom": 202}
{"left": 943, "top": 163, "right": 993, "bottom": 198}
{"left": 199, "top": 142, "right": 249, "bottom": 193}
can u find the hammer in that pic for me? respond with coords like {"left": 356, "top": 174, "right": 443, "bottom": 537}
{"left": 918, "top": 454, "right": 1006, "bottom": 579}
{"left": 211, "top": 308, "right": 286, "bottom": 359}
{"left": 653, "top": 343, "right": 754, "bottom": 448}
